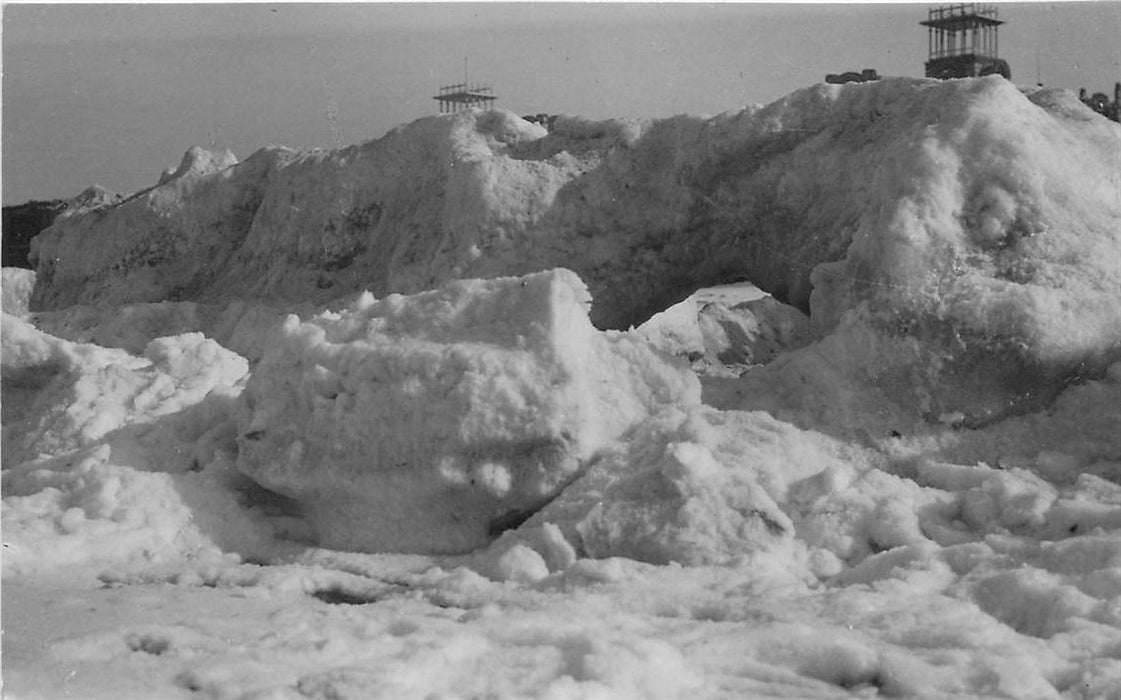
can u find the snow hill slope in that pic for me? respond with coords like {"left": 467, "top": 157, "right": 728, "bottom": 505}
{"left": 29, "top": 77, "right": 1121, "bottom": 426}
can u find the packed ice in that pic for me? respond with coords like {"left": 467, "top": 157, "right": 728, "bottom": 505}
{"left": 3, "top": 76, "right": 1120, "bottom": 699}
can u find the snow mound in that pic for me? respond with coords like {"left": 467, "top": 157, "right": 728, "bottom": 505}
{"left": 574, "top": 407, "right": 843, "bottom": 567}
{"left": 0, "top": 314, "right": 274, "bottom": 576}
{"left": 29, "top": 78, "right": 1121, "bottom": 427}
{"left": 236, "top": 269, "right": 700, "bottom": 554}
{"left": 789, "top": 80, "right": 1121, "bottom": 424}
{"left": 475, "top": 403, "right": 875, "bottom": 572}
{"left": 2, "top": 314, "right": 248, "bottom": 468}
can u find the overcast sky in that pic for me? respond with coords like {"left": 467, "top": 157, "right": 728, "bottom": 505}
{"left": 3, "top": 2, "right": 1119, "bottom": 204}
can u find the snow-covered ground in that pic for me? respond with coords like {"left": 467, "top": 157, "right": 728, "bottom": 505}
{"left": 4, "top": 77, "right": 1121, "bottom": 699}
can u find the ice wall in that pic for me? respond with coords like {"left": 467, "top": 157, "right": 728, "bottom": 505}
{"left": 27, "top": 77, "right": 1121, "bottom": 423}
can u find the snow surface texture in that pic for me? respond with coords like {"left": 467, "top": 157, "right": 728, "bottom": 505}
{"left": 4, "top": 77, "right": 1121, "bottom": 699}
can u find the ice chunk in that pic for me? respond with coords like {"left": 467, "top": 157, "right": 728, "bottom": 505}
{"left": 578, "top": 439, "right": 793, "bottom": 566}
{"left": 2, "top": 267, "right": 36, "bottom": 318}
{"left": 1, "top": 318, "right": 266, "bottom": 576}
{"left": 236, "top": 269, "right": 700, "bottom": 555}
{"left": 635, "top": 292, "right": 813, "bottom": 372}
{"left": 633, "top": 294, "right": 706, "bottom": 359}
{"left": 487, "top": 544, "right": 551, "bottom": 584}
{"left": 696, "top": 297, "right": 813, "bottom": 366}
{"left": 519, "top": 405, "right": 876, "bottom": 568}
{"left": 2, "top": 315, "right": 248, "bottom": 467}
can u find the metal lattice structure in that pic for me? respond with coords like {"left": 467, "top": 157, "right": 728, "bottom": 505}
{"left": 1080, "top": 84, "right": 1121, "bottom": 123}
{"left": 920, "top": 4, "right": 1011, "bottom": 80}
{"left": 433, "top": 83, "right": 498, "bottom": 114}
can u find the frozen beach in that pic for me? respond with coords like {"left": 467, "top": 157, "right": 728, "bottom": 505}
{"left": 3, "top": 75, "right": 1121, "bottom": 699}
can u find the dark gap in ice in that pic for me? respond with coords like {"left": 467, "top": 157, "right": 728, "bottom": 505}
{"left": 751, "top": 509, "right": 787, "bottom": 536}
{"left": 125, "top": 633, "right": 170, "bottom": 656}
{"left": 487, "top": 505, "right": 541, "bottom": 538}
{"left": 866, "top": 539, "right": 891, "bottom": 555}
{"left": 485, "top": 458, "right": 593, "bottom": 538}
{"left": 1, "top": 362, "right": 66, "bottom": 425}
{"left": 231, "top": 473, "right": 303, "bottom": 517}
{"left": 173, "top": 672, "right": 202, "bottom": 692}
{"left": 311, "top": 587, "right": 385, "bottom": 606}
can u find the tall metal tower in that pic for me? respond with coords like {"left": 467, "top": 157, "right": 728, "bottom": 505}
{"left": 921, "top": 4, "right": 1011, "bottom": 80}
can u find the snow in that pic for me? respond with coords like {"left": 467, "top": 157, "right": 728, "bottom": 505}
{"left": 4, "top": 76, "right": 1121, "bottom": 699}
{"left": 1, "top": 268, "right": 36, "bottom": 318}
{"left": 236, "top": 269, "right": 699, "bottom": 554}
{"left": 637, "top": 291, "right": 813, "bottom": 375}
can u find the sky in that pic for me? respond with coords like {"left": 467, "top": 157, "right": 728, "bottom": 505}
{"left": 2, "top": 1, "right": 1119, "bottom": 205}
